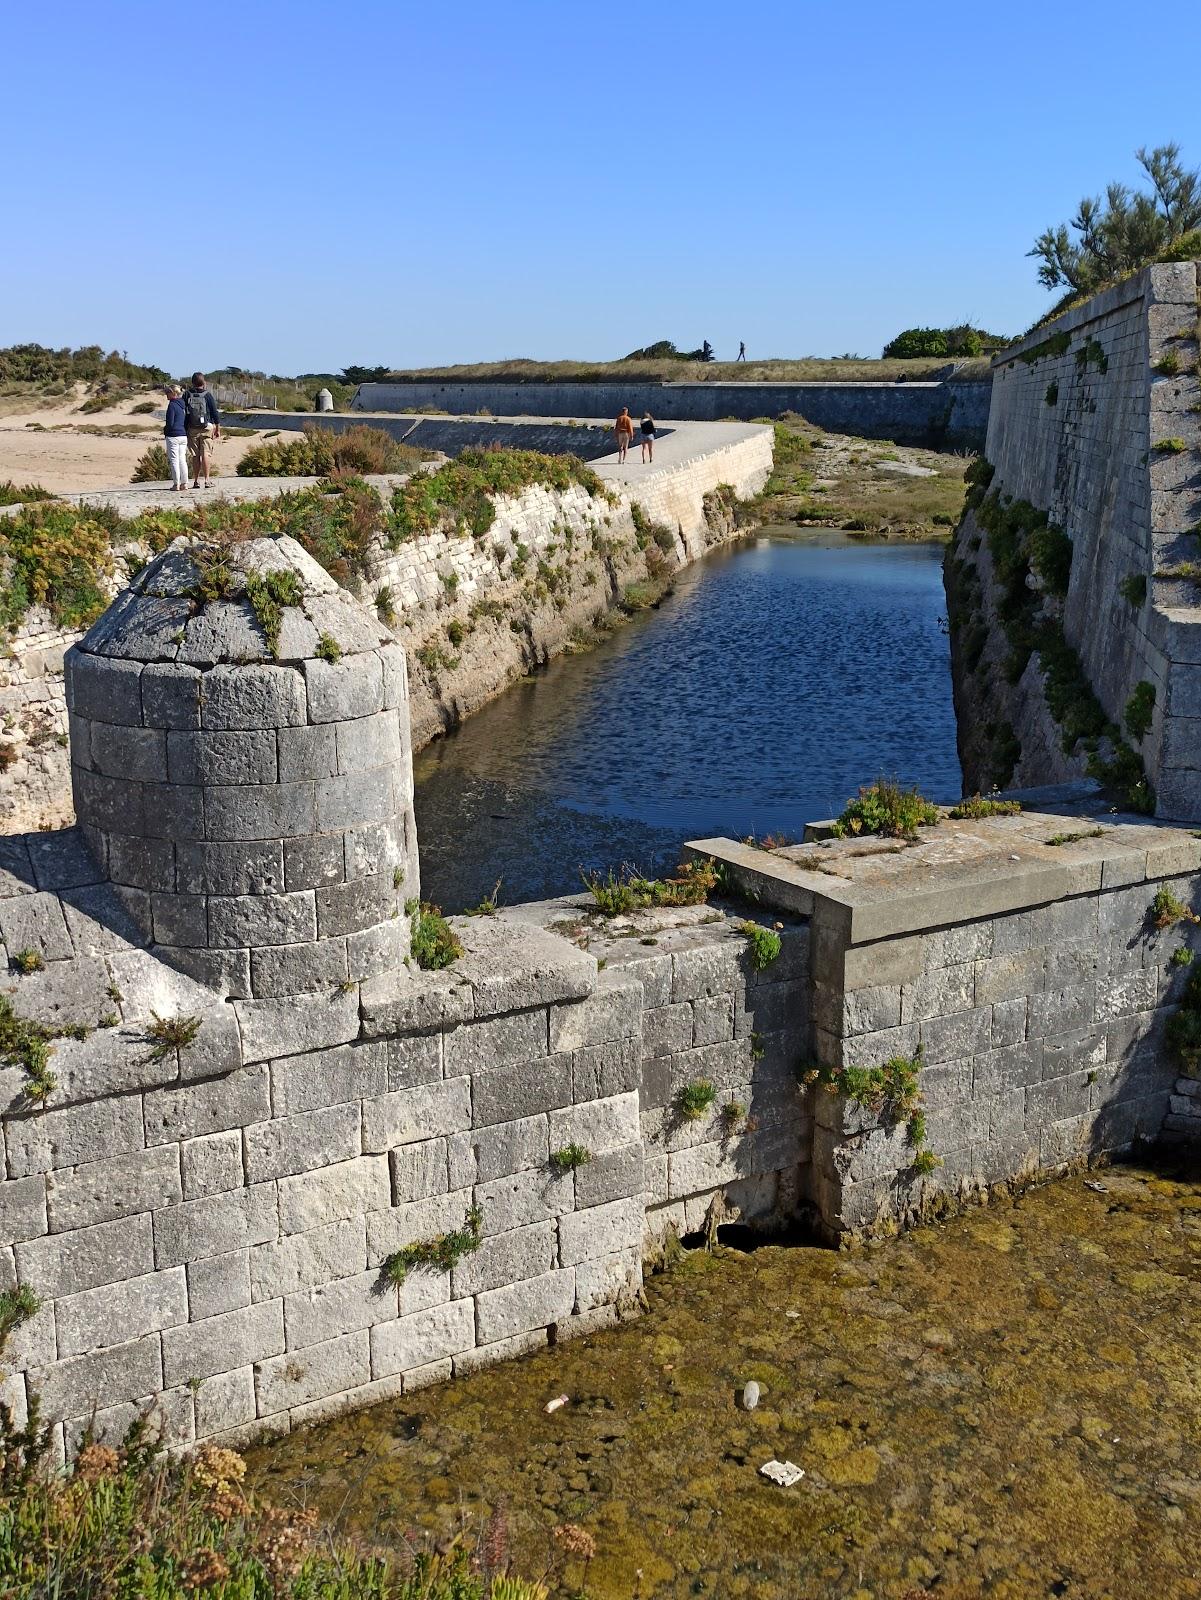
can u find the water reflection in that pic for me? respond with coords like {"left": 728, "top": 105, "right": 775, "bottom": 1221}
{"left": 414, "top": 530, "right": 960, "bottom": 909}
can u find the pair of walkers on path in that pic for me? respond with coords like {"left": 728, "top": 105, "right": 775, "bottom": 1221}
{"left": 614, "top": 407, "right": 656, "bottom": 465}
{"left": 163, "top": 372, "right": 221, "bottom": 490}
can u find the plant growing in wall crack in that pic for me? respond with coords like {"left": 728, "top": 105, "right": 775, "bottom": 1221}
{"left": 549, "top": 1143, "right": 592, "bottom": 1174}
{"left": 379, "top": 1206, "right": 483, "bottom": 1287}
{"left": 738, "top": 921, "right": 781, "bottom": 970}
{"left": 1151, "top": 886, "right": 1200, "bottom": 930}
{"left": 409, "top": 901, "right": 464, "bottom": 969}
{"left": 0, "top": 995, "right": 98, "bottom": 1106}
{"left": 831, "top": 778, "right": 939, "bottom": 840}
{"left": 144, "top": 1012, "right": 201, "bottom": 1062}
{"left": 1167, "top": 968, "right": 1201, "bottom": 1071}
{"left": 1125, "top": 682, "right": 1156, "bottom": 741}
{"left": 803, "top": 1049, "right": 940, "bottom": 1174}
{"left": 676, "top": 1080, "right": 717, "bottom": 1121}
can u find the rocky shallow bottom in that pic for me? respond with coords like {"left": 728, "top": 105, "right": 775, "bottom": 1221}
{"left": 247, "top": 1163, "right": 1201, "bottom": 1599}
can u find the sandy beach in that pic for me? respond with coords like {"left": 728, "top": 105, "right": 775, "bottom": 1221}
{"left": 0, "top": 384, "right": 283, "bottom": 494}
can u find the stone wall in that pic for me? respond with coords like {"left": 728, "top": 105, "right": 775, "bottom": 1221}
{"left": 690, "top": 803, "right": 1201, "bottom": 1237}
{"left": 351, "top": 379, "right": 991, "bottom": 449}
{"left": 0, "top": 864, "right": 810, "bottom": 1457}
{"left": 947, "top": 261, "right": 1201, "bottom": 815}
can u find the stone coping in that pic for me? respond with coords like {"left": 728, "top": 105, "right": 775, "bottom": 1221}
{"left": 990, "top": 260, "right": 1199, "bottom": 370}
{"left": 359, "top": 915, "right": 596, "bottom": 1036}
{"left": 685, "top": 806, "right": 1201, "bottom": 945}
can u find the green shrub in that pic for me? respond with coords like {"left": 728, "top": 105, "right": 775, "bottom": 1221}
{"left": 582, "top": 858, "right": 717, "bottom": 915}
{"left": 738, "top": 921, "right": 781, "bottom": 970}
{"left": 1152, "top": 886, "right": 1199, "bottom": 929}
{"left": 0, "top": 481, "right": 53, "bottom": 507}
{"left": 315, "top": 631, "right": 342, "bottom": 664}
{"left": 380, "top": 1206, "right": 483, "bottom": 1286}
{"left": 1044, "top": 382, "right": 1059, "bottom": 405}
{"left": 130, "top": 443, "right": 170, "bottom": 483}
{"left": 1125, "top": 681, "right": 1156, "bottom": 741}
{"left": 1155, "top": 350, "right": 1182, "bottom": 376}
{"left": 1118, "top": 573, "right": 1147, "bottom": 607}
{"left": 1154, "top": 438, "right": 1188, "bottom": 453}
{"left": 242, "top": 569, "right": 303, "bottom": 657}
{"left": 804, "top": 1049, "right": 937, "bottom": 1169}
{"left": 831, "top": 778, "right": 940, "bottom": 839}
{"left": 549, "top": 1143, "right": 592, "bottom": 1173}
{"left": 677, "top": 1080, "right": 717, "bottom": 1120}
{"left": 10, "top": 949, "right": 43, "bottom": 975}
{"left": 0, "top": 1391, "right": 550, "bottom": 1600}
{"left": 238, "top": 423, "right": 425, "bottom": 478}
{"left": 0, "top": 500, "right": 113, "bottom": 631}
{"left": 947, "top": 796, "right": 1022, "bottom": 819}
{"left": 410, "top": 902, "right": 463, "bottom": 970}
{"left": 1028, "top": 524, "right": 1072, "bottom": 595}
{"left": 130, "top": 399, "right": 157, "bottom": 414}
{"left": 389, "top": 447, "right": 606, "bottom": 544}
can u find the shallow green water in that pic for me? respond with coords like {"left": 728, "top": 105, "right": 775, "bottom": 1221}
{"left": 248, "top": 1166, "right": 1201, "bottom": 1600}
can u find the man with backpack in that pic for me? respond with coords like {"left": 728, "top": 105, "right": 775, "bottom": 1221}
{"left": 184, "top": 372, "right": 220, "bottom": 488}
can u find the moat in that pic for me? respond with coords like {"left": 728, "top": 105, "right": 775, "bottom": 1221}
{"left": 249, "top": 1164, "right": 1201, "bottom": 1599}
{"left": 414, "top": 530, "right": 961, "bottom": 909}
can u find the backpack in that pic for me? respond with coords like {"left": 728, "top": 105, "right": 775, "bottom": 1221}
{"left": 184, "top": 390, "right": 209, "bottom": 429}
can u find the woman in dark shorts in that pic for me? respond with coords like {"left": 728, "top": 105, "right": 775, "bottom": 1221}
{"left": 640, "top": 411, "right": 656, "bottom": 463}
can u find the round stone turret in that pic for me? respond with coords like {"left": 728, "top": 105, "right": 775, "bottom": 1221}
{"left": 65, "top": 535, "right": 418, "bottom": 1007}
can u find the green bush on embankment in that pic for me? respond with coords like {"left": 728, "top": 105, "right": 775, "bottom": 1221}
{"left": 237, "top": 423, "right": 429, "bottom": 478}
{"left": 388, "top": 447, "right": 611, "bottom": 543}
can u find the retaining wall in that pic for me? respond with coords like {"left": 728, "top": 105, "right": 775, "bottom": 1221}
{"left": 351, "top": 379, "right": 991, "bottom": 448}
{"left": 947, "top": 261, "right": 1201, "bottom": 815}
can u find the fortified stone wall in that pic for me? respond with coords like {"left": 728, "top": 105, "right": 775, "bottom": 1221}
{"left": 350, "top": 379, "right": 991, "bottom": 448}
{"left": 691, "top": 808, "right": 1201, "bottom": 1234}
{"left": 947, "top": 262, "right": 1201, "bottom": 815}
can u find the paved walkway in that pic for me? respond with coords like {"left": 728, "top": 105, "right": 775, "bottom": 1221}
{"left": 1, "top": 418, "right": 769, "bottom": 514}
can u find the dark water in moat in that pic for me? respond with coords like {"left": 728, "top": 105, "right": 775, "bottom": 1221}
{"left": 414, "top": 531, "right": 961, "bottom": 910}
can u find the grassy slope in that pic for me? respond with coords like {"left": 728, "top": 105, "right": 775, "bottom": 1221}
{"left": 372, "top": 356, "right": 993, "bottom": 386}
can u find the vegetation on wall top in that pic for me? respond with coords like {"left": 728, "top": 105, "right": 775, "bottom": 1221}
{"left": 1029, "top": 143, "right": 1201, "bottom": 299}
{"left": 882, "top": 325, "right": 1011, "bottom": 360}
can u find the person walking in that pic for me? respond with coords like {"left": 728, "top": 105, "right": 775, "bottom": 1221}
{"left": 737, "top": 341, "right": 746, "bottom": 361}
{"left": 614, "top": 406, "right": 635, "bottom": 464}
{"left": 163, "top": 385, "right": 189, "bottom": 491}
{"left": 184, "top": 372, "right": 221, "bottom": 488}
{"left": 640, "top": 410, "right": 656, "bottom": 463}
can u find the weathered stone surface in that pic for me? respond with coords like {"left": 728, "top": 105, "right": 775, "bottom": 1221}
{"left": 250, "top": 1218, "right": 367, "bottom": 1302}
{"left": 145, "top": 1067, "right": 269, "bottom": 1144}
{"left": 549, "top": 1092, "right": 640, "bottom": 1157}
{"left": 250, "top": 938, "right": 348, "bottom": 996}
{"left": 162, "top": 1300, "right": 285, "bottom": 1386}
{"left": 271, "top": 1041, "right": 387, "bottom": 1116}
{"left": 141, "top": 663, "right": 203, "bottom": 729}
{"left": 243, "top": 1103, "right": 361, "bottom": 1183}
{"left": 303, "top": 654, "right": 383, "bottom": 723}
{"left": 234, "top": 988, "right": 360, "bottom": 1064}
{"left": 370, "top": 1298, "right": 475, "bottom": 1378}
{"left": 187, "top": 1250, "right": 251, "bottom": 1320}
{"left": 474, "top": 1167, "right": 574, "bottom": 1235}
{"left": 450, "top": 1220, "right": 557, "bottom": 1297}
{"left": 458, "top": 918, "right": 596, "bottom": 1017}
{"left": 444, "top": 1008, "right": 547, "bottom": 1076}
{"left": 204, "top": 783, "right": 316, "bottom": 843}
{"left": 0, "top": 1175, "right": 47, "bottom": 1244}
{"left": 475, "top": 1267, "right": 575, "bottom": 1345}
{"left": 472, "top": 1052, "right": 573, "bottom": 1127}
{"left": 361, "top": 1078, "right": 471, "bottom": 1152}
{"left": 47, "top": 1145, "right": 181, "bottom": 1233}
{"left": 154, "top": 1184, "right": 279, "bottom": 1268}
{"left": 199, "top": 664, "right": 307, "bottom": 730}
{"left": 6, "top": 1095, "right": 144, "bottom": 1178}
{"left": 167, "top": 730, "right": 278, "bottom": 786}
{"left": 30, "top": 1334, "right": 162, "bottom": 1421}
{"left": 389, "top": 1138, "right": 449, "bottom": 1202}
{"left": 283, "top": 1273, "right": 398, "bottom": 1351}
{"left": 56, "top": 1267, "right": 188, "bottom": 1358}
{"left": 16, "top": 1213, "right": 154, "bottom": 1297}
{"left": 276, "top": 1156, "right": 390, "bottom": 1235}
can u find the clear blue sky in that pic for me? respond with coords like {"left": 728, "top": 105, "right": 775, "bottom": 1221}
{"left": 3, "top": 0, "right": 1198, "bottom": 375}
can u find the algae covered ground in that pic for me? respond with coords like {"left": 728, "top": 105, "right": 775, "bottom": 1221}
{"left": 248, "top": 1166, "right": 1201, "bottom": 1599}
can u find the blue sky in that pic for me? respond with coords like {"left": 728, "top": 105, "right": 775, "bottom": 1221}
{"left": 3, "top": 0, "right": 1198, "bottom": 375}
